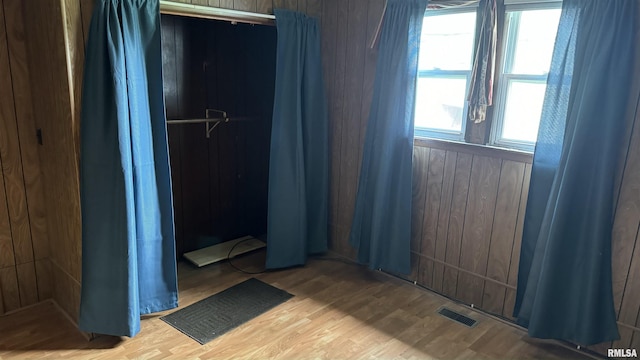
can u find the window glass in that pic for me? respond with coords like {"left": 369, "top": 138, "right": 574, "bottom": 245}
{"left": 414, "top": 4, "right": 562, "bottom": 149}
{"left": 415, "top": 77, "right": 468, "bottom": 132}
{"left": 492, "top": 7, "right": 561, "bottom": 149}
{"left": 501, "top": 80, "right": 547, "bottom": 143}
{"left": 419, "top": 12, "right": 477, "bottom": 71}
{"left": 509, "top": 9, "right": 562, "bottom": 75}
{"left": 415, "top": 10, "right": 477, "bottom": 139}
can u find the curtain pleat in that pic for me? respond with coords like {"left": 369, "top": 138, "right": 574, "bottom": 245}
{"left": 515, "top": 0, "right": 638, "bottom": 345}
{"left": 348, "top": 0, "right": 427, "bottom": 274}
{"left": 265, "top": 10, "right": 329, "bottom": 269}
{"left": 467, "top": 0, "right": 497, "bottom": 123}
{"left": 79, "top": 0, "right": 178, "bottom": 337}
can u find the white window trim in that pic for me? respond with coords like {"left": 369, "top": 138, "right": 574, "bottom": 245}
{"left": 489, "top": 3, "right": 562, "bottom": 152}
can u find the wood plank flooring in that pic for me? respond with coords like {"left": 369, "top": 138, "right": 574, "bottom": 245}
{"left": 0, "top": 251, "right": 591, "bottom": 359}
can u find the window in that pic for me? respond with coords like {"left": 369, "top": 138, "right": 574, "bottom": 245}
{"left": 491, "top": 6, "right": 562, "bottom": 150}
{"left": 414, "top": 10, "right": 477, "bottom": 140}
{"left": 414, "top": 2, "right": 562, "bottom": 152}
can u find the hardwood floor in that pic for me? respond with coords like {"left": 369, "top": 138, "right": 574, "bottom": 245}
{"left": 0, "top": 251, "right": 592, "bottom": 359}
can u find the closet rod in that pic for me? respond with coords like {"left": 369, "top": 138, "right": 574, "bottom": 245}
{"left": 167, "top": 118, "right": 226, "bottom": 138}
{"left": 159, "top": 0, "right": 276, "bottom": 26}
{"left": 167, "top": 109, "right": 255, "bottom": 138}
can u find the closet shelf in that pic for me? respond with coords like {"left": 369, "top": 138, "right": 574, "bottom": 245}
{"left": 159, "top": 0, "right": 276, "bottom": 26}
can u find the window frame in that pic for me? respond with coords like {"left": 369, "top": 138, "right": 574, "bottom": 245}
{"left": 489, "top": 2, "right": 562, "bottom": 152}
{"left": 414, "top": 6, "right": 478, "bottom": 141}
{"left": 413, "top": 1, "right": 563, "bottom": 154}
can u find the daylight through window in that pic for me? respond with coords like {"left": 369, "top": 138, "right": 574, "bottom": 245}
{"left": 414, "top": 2, "right": 562, "bottom": 152}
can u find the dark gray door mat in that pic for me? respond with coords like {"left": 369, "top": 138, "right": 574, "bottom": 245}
{"left": 160, "top": 278, "right": 293, "bottom": 344}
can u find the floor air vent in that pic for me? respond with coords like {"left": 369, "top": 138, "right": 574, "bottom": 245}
{"left": 437, "top": 307, "right": 478, "bottom": 328}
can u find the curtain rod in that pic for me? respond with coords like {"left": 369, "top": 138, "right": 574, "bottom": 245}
{"left": 159, "top": 0, "right": 276, "bottom": 26}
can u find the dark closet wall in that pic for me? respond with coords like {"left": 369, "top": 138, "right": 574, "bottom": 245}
{"left": 161, "top": 15, "right": 277, "bottom": 257}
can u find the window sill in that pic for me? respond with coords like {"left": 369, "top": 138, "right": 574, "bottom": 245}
{"left": 414, "top": 136, "right": 533, "bottom": 164}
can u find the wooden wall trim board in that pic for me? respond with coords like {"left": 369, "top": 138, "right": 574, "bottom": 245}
{"left": 413, "top": 252, "right": 517, "bottom": 291}
{"left": 414, "top": 137, "right": 533, "bottom": 164}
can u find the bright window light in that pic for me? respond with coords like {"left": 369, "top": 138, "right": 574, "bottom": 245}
{"left": 492, "top": 7, "right": 561, "bottom": 150}
{"left": 414, "top": 10, "right": 477, "bottom": 140}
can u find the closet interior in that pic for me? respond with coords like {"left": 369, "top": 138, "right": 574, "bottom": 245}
{"left": 160, "top": 14, "right": 277, "bottom": 259}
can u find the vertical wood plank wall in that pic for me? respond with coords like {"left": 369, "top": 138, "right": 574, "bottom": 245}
{"left": 321, "top": 0, "right": 640, "bottom": 352}
{"left": 408, "top": 141, "right": 532, "bottom": 321}
{"left": 19, "top": 0, "right": 93, "bottom": 322}
{"left": 0, "top": 0, "right": 50, "bottom": 316}
{"left": 14, "top": 0, "right": 318, "bottom": 324}
{"left": 157, "top": 0, "right": 323, "bottom": 256}
{"left": 11, "top": 0, "right": 640, "bottom": 352}
{"left": 161, "top": 15, "right": 276, "bottom": 256}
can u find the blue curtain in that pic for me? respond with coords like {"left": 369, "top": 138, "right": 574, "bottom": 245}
{"left": 515, "top": 0, "right": 638, "bottom": 346}
{"left": 79, "top": 0, "right": 178, "bottom": 337}
{"left": 266, "top": 10, "right": 329, "bottom": 269}
{"left": 348, "top": 0, "right": 427, "bottom": 274}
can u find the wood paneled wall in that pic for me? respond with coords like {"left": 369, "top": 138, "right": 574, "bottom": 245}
{"left": 19, "top": 0, "right": 93, "bottom": 323}
{"left": 14, "top": 0, "right": 640, "bottom": 352}
{"left": 609, "top": 67, "right": 640, "bottom": 351}
{"left": 0, "top": 0, "right": 50, "bottom": 315}
{"left": 322, "top": 0, "right": 640, "bottom": 353}
{"left": 162, "top": 15, "right": 276, "bottom": 256}
{"left": 322, "top": 0, "right": 383, "bottom": 261}
{"left": 408, "top": 140, "right": 532, "bottom": 321}
{"left": 12, "top": 0, "right": 314, "bottom": 323}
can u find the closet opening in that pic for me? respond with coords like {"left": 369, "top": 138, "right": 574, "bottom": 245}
{"left": 160, "top": 11, "right": 277, "bottom": 265}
